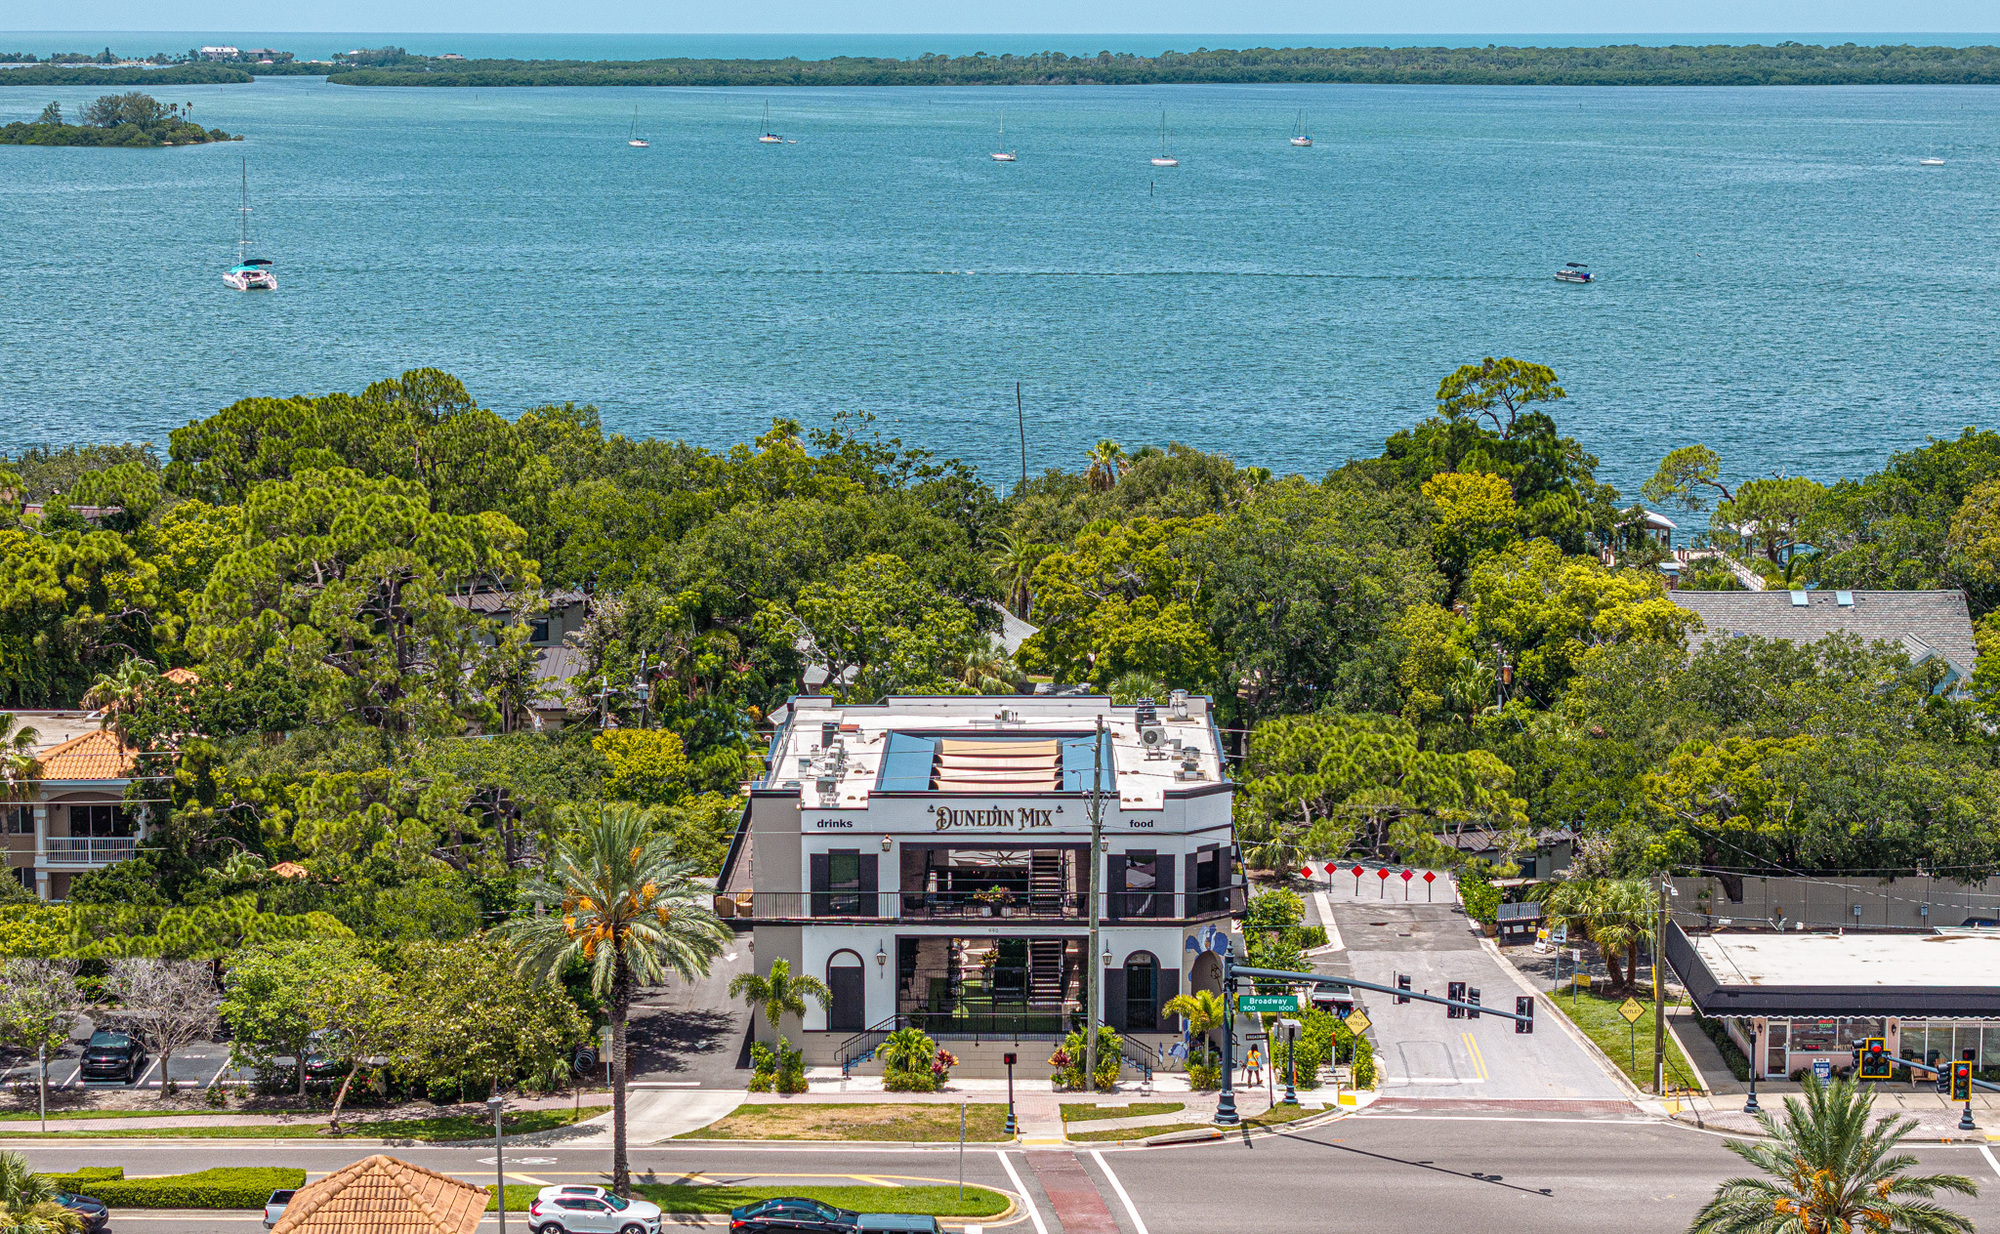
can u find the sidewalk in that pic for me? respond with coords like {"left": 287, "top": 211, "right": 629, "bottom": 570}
{"left": 1665, "top": 1089, "right": 2000, "bottom": 1142}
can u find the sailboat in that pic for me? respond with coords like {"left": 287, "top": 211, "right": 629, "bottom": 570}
{"left": 990, "top": 111, "right": 1016, "bottom": 162}
{"left": 221, "top": 156, "right": 275, "bottom": 291}
{"left": 1150, "top": 110, "right": 1178, "bottom": 167}
{"left": 628, "top": 105, "right": 649, "bottom": 147}
{"left": 1290, "top": 109, "right": 1313, "bottom": 147}
{"left": 758, "top": 100, "right": 783, "bottom": 143}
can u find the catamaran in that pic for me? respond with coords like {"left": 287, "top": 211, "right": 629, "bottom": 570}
{"left": 1150, "top": 110, "right": 1178, "bottom": 167}
{"left": 221, "top": 157, "right": 275, "bottom": 291}
{"left": 628, "top": 105, "right": 649, "bottom": 147}
{"left": 990, "top": 112, "right": 1016, "bottom": 161}
{"left": 758, "top": 100, "right": 783, "bottom": 143}
{"left": 1290, "top": 109, "right": 1313, "bottom": 146}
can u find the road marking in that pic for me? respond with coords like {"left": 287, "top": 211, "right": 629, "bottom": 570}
{"left": 1086, "top": 1151, "right": 1148, "bottom": 1234}
{"left": 208, "top": 1059, "right": 232, "bottom": 1088}
{"left": 996, "top": 1152, "right": 1048, "bottom": 1234}
{"left": 1980, "top": 1145, "right": 2000, "bottom": 1181}
{"left": 135, "top": 1059, "right": 161, "bottom": 1088}
{"left": 1462, "top": 1033, "right": 1488, "bottom": 1082}
{"left": 1309, "top": 891, "right": 1344, "bottom": 953}
{"left": 504, "top": 1173, "right": 550, "bottom": 1186}
{"left": 58, "top": 1065, "right": 79, "bottom": 1091}
{"left": 852, "top": 1175, "right": 902, "bottom": 1187}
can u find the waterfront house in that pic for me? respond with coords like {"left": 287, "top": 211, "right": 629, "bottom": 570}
{"left": 5, "top": 726, "right": 147, "bottom": 901}
{"left": 444, "top": 586, "right": 589, "bottom": 726}
{"left": 1667, "top": 588, "right": 1976, "bottom": 694}
{"left": 716, "top": 692, "right": 1242, "bottom": 1077}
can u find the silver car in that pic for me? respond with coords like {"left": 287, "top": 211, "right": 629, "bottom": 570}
{"left": 527, "top": 1188, "right": 661, "bottom": 1234}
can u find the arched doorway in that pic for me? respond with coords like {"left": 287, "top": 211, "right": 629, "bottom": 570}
{"left": 827, "top": 950, "right": 866, "bottom": 1033}
{"left": 1124, "top": 952, "right": 1159, "bottom": 1032}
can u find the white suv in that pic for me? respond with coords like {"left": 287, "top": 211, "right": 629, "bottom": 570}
{"left": 528, "top": 1187, "right": 662, "bottom": 1234}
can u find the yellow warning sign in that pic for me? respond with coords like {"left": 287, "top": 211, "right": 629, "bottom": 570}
{"left": 1618, "top": 998, "right": 1646, "bottom": 1024}
{"left": 1344, "top": 1010, "right": 1372, "bottom": 1036}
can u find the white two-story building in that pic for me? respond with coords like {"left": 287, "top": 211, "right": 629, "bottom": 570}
{"left": 716, "top": 692, "right": 1242, "bottom": 1076}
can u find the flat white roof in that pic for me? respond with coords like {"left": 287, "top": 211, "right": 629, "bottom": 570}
{"left": 1693, "top": 929, "right": 2000, "bottom": 988}
{"left": 769, "top": 694, "right": 1222, "bottom": 811}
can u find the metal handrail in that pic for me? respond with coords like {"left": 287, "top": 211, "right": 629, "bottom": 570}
{"left": 836, "top": 1014, "right": 903, "bottom": 1075}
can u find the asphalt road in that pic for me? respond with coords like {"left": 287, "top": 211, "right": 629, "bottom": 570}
{"left": 17, "top": 1112, "right": 2000, "bottom": 1234}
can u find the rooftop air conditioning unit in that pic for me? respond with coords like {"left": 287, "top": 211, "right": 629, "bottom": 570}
{"left": 1169, "top": 689, "right": 1190, "bottom": 719}
{"left": 1139, "top": 726, "right": 1170, "bottom": 756}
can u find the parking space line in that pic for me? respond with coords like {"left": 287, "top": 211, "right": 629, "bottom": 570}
{"left": 208, "top": 1059, "right": 231, "bottom": 1088}
{"left": 58, "top": 1064, "right": 80, "bottom": 1090}
{"left": 996, "top": 1152, "right": 1048, "bottom": 1234}
{"left": 1086, "top": 1151, "right": 1148, "bottom": 1234}
{"left": 1980, "top": 1145, "right": 2000, "bottom": 1181}
{"left": 135, "top": 1059, "right": 161, "bottom": 1088}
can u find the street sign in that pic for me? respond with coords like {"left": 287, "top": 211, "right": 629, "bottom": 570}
{"left": 1238, "top": 994, "right": 1302, "bottom": 1014}
{"left": 1344, "top": 1010, "right": 1371, "bottom": 1036}
{"left": 1400, "top": 869, "right": 1414, "bottom": 882}
{"left": 1350, "top": 865, "right": 1364, "bottom": 877}
{"left": 1812, "top": 1058, "right": 1831, "bottom": 1082}
{"left": 1618, "top": 998, "right": 1645, "bottom": 1025}
{"left": 1377, "top": 868, "right": 1390, "bottom": 880}
{"left": 1324, "top": 862, "right": 1338, "bottom": 874}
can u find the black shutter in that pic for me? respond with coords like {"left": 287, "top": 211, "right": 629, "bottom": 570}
{"left": 1155, "top": 852, "right": 1175, "bottom": 920}
{"left": 1106, "top": 856, "right": 1127, "bottom": 921}
{"left": 1185, "top": 854, "right": 1199, "bottom": 919}
{"left": 1156, "top": 968, "right": 1179, "bottom": 1027}
{"left": 858, "top": 853, "right": 879, "bottom": 916}
{"left": 809, "top": 853, "right": 830, "bottom": 916}
{"left": 1104, "top": 966, "right": 1127, "bottom": 1032}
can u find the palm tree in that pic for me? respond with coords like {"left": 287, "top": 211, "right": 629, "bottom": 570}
{"left": 1164, "top": 989, "right": 1228, "bottom": 1068}
{"left": 1084, "top": 440, "right": 1127, "bottom": 492}
{"left": 1691, "top": 1074, "right": 1977, "bottom": 1234}
{"left": 986, "top": 530, "right": 1042, "bottom": 619}
{"left": 0, "top": 717, "right": 39, "bottom": 833}
{"left": 726, "top": 957, "right": 831, "bottom": 1034}
{"left": 503, "top": 804, "right": 726, "bottom": 1196}
{"left": 79, "top": 657, "right": 157, "bottom": 740}
{"left": 957, "top": 646, "right": 1017, "bottom": 695}
{"left": 1539, "top": 877, "right": 1652, "bottom": 994}
{"left": 0, "top": 1154, "right": 76, "bottom": 1234}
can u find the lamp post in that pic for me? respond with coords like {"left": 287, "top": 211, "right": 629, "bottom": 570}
{"left": 1002, "top": 1052, "right": 1017, "bottom": 1137}
{"left": 1743, "top": 1024, "right": 1761, "bottom": 1116}
{"left": 1216, "top": 939, "right": 1239, "bottom": 1126}
{"left": 487, "top": 1094, "right": 505, "bottom": 1234}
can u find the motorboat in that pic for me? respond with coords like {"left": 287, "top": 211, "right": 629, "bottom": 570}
{"left": 1554, "top": 262, "right": 1592, "bottom": 284}
{"left": 222, "top": 157, "right": 276, "bottom": 291}
{"left": 1920, "top": 157, "right": 1946, "bottom": 166}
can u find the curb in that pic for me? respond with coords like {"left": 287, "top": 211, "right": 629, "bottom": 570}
{"left": 1666, "top": 1108, "right": 1998, "bottom": 1144}
{"left": 1479, "top": 935, "right": 1649, "bottom": 1103}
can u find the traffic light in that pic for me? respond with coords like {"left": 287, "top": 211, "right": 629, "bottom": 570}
{"left": 1951, "top": 1061, "right": 1972, "bottom": 1101}
{"left": 1857, "top": 1037, "right": 1891, "bottom": 1081}
{"left": 1396, "top": 974, "right": 1411, "bottom": 1005}
{"left": 1467, "top": 987, "right": 1481, "bottom": 1020}
{"left": 1516, "top": 996, "right": 1534, "bottom": 1034}
{"left": 1447, "top": 981, "right": 1466, "bottom": 1019}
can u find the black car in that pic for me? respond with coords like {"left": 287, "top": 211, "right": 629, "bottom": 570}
{"left": 55, "top": 1190, "right": 108, "bottom": 1232}
{"left": 728, "top": 1198, "right": 859, "bottom": 1234}
{"left": 78, "top": 1030, "right": 147, "bottom": 1083}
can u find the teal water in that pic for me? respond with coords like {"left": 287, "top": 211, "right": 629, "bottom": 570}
{"left": 3, "top": 76, "right": 1999, "bottom": 495}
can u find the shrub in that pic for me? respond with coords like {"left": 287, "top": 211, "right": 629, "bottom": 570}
{"left": 42, "top": 1167, "right": 306, "bottom": 1209}
{"left": 1049, "top": 1028, "right": 1121, "bottom": 1092}
{"left": 1698, "top": 1015, "right": 1752, "bottom": 1082}
{"left": 748, "top": 1041, "right": 776, "bottom": 1093}
{"left": 775, "top": 1038, "right": 806, "bottom": 1094}
{"left": 1244, "top": 888, "right": 1305, "bottom": 931}
{"left": 1185, "top": 1059, "right": 1221, "bottom": 1090}
{"left": 1457, "top": 864, "right": 1501, "bottom": 923}
{"left": 1291, "top": 924, "right": 1328, "bottom": 950}
{"left": 883, "top": 1068, "right": 936, "bottom": 1092}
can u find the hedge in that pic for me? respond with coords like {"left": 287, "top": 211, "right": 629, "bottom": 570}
{"left": 41, "top": 1166, "right": 306, "bottom": 1208}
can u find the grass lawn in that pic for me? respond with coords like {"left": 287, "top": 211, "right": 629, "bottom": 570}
{"left": 678, "top": 1103, "right": 1011, "bottom": 1142}
{"left": 1547, "top": 983, "right": 1702, "bottom": 1092}
{"left": 0, "top": 1109, "right": 242, "bottom": 1121}
{"left": 0, "top": 1106, "right": 606, "bottom": 1141}
{"left": 633, "top": 1184, "right": 1010, "bottom": 1218}
{"left": 1059, "top": 1102, "right": 1184, "bottom": 1123}
{"left": 1065, "top": 1101, "right": 1323, "bottom": 1142}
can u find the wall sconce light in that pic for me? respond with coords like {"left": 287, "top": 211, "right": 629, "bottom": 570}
{"left": 1101, "top": 944, "right": 1114, "bottom": 968}
{"left": 875, "top": 941, "right": 887, "bottom": 969}
{"left": 880, "top": 836, "right": 893, "bottom": 852}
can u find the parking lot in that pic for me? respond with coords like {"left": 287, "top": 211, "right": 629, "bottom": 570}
{"left": 0, "top": 1024, "right": 259, "bottom": 1092}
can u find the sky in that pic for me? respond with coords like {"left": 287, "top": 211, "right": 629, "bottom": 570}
{"left": 6, "top": 0, "right": 1998, "bottom": 35}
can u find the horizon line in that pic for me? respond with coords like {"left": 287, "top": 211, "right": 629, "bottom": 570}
{"left": 11, "top": 28, "right": 2000, "bottom": 37}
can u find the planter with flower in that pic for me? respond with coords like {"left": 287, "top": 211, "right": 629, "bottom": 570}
{"left": 880, "top": 1026, "right": 951, "bottom": 1092}
{"left": 971, "top": 886, "right": 1016, "bottom": 918}
{"left": 1048, "top": 1026, "right": 1122, "bottom": 1092}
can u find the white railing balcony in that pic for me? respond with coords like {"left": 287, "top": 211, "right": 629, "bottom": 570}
{"left": 43, "top": 837, "right": 137, "bottom": 866}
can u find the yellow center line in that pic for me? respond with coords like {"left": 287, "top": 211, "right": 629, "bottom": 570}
{"left": 1463, "top": 1031, "right": 1489, "bottom": 1082}
{"left": 504, "top": 1173, "right": 551, "bottom": 1186}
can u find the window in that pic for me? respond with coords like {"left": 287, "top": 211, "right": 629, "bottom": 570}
{"left": 3, "top": 807, "right": 30, "bottom": 836}
{"left": 527, "top": 618, "right": 551, "bottom": 643}
{"left": 1124, "top": 852, "right": 1157, "bottom": 917}
{"left": 68, "top": 804, "right": 131, "bottom": 838}
{"left": 829, "top": 852, "right": 861, "bottom": 914}
{"left": 11, "top": 868, "right": 30, "bottom": 892}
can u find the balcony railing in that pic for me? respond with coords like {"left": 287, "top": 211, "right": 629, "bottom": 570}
{"left": 711, "top": 884, "right": 1246, "bottom": 923}
{"left": 43, "top": 837, "right": 137, "bottom": 866}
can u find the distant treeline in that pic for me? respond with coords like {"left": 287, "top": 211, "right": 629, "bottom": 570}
{"left": 320, "top": 42, "right": 2000, "bottom": 87}
{"left": 0, "top": 93, "right": 239, "bottom": 146}
{"left": 0, "top": 64, "right": 253, "bottom": 86}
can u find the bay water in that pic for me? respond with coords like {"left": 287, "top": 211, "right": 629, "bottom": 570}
{"left": 4, "top": 75, "right": 1999, "bottom": 497}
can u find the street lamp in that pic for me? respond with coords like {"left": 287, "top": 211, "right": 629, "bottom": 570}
{"left": 1743, "top": 1025, "right": 1761, "bottom": 1116}
{"left": 487, "top": 1094, "right": 506, "bottom": 1234}
{"left": 1002, "top": 1052, "right": 1018, "bottom": 1137}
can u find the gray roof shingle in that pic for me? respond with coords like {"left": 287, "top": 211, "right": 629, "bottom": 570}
{"left": 1668, "top": 589, "right": 1977, "bottom": 683}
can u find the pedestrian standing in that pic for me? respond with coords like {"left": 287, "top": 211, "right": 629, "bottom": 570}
{"left": 1246, "top": 1043, "right": 1263, "bottom": 1086}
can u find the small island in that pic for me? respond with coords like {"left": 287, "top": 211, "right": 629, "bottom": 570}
{"left": 1, "top": 92, "right": 239, "bottom": 147}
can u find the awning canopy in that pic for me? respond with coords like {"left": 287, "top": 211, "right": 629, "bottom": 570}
{"left": 1665, "top": 921, "right": 2000, "bottom": 1019}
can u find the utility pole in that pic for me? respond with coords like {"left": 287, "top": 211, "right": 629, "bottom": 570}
{"left": 1653, "top": 870, "right": 1668, "bottom": 1095}
{"left": 1085, "top": 716, "right": 1105, "bottom": 1090}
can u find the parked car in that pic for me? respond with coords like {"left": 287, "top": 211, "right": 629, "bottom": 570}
{"left": 527, "top": 1189, "right": 662, "bottom": 1234}
{"left": 263, "top": 1188, "right": 296, "bottom": 1229}
{"left": 53, "top": 1190, "right": 108, "bottom": 1232}
{"left": 78, "top": 1029, "right": 147, "bottom": 1083}
{"left": 728, "top": 1198, "right": 860, "bottom": 1234}
{"left": 1957, "top": 917, "right": 2000, "bottom": 929}
{"left": 856, "top": 1217, "right": 943, "bottom": 1234}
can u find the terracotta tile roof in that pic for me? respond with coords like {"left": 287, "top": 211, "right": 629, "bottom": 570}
{"left": 35, "top": 729, "right": 137, "bottom": 781}
{"left": 270, "top": 1154, "right": 489, "bottom": 1234}
{"left": 163, "top": 667, "right": 200, "bottom": 685}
